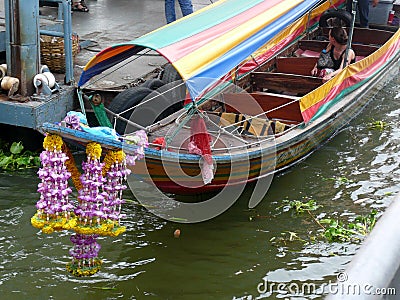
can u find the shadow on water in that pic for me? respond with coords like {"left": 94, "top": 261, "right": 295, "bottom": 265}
{"left": 0, "top": 77, "right": 399, "bottom": 299}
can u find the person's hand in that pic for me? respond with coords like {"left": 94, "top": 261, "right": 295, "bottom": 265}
{"left": 311, "top": 66, "right": 318, "bottom": 76}
{"left": 322, "top": 72, "right": 334, "bottom": 82}
{"left": 372, "top": 0, "right": 379, "bottom": 7}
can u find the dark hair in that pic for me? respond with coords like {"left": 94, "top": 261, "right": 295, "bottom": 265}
{"left": 330, "top": 27, "right": 348, "bottom": 45}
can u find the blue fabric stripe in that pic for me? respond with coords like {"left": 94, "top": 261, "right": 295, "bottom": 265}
{"left": 78, "top": 46, "right": 144, "bottom": 87}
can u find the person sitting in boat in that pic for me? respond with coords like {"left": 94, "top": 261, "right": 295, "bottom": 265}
{"left": 311, "top": 27, "right": 356, "bottom": 81}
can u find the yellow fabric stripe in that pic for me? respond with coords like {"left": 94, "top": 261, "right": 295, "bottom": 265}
{"left": 173, "top": 0, "right": 304, "bottom": 80}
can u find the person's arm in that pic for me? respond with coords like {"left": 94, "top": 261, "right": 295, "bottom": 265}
{"left": 372, "top": 0, "right": 379, "bottom": 7}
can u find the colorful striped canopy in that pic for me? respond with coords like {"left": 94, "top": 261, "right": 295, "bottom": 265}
{"left": 78, "top": 0, "right": 324, "bottom": 101}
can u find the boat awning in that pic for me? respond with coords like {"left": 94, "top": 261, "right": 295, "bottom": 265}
{"left": 78, "top": 0, "right": 325, "bottom": 100}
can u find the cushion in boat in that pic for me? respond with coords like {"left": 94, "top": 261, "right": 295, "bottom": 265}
{"left": 217, "top": 112, "right": 290, "bottom": 136}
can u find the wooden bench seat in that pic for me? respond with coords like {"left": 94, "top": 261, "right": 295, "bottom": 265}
{"left": 321, "top": 27, "right": 394, "bottom": 46}
{"left": 221, "top": 92, "right": 303, "bottom": 123}
{"left": 250, "top": 72, "right": 323, "bottom": 96}
{"left": 298, "top": 40, "right": 378, "bottom": 57}
{"left": 275, "top": 56, "right": 318, "bottom": 76}
{"left": 294, "top": 49, "right": 365, "bottom": 62}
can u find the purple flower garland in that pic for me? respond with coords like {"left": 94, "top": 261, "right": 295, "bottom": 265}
{"left": 66, "top": 234, "right": 102, "bottom": 276}
{"left": 33, "top": 126, "right": 149, "bottom": 276}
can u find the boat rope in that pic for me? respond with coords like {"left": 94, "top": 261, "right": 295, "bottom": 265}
{"left": 210, "top": 130, "right": 222, "bottom": 149}
{"left": 164, "top": 132, "right": 276, "bottom": 153}
{"left": 343, "top": 0, "right": 357, "bottom": 68}
{"left": 103, "top": 106, "right": 148, "bottom": 132}
{"left": 76, "top": 89, "right": 86, "bottom": 116}
{"left": 165, "top": 106, "right": 197, "bottom": 148}
{"left": 200, "top": 112, "right": 249, "bottom": 145}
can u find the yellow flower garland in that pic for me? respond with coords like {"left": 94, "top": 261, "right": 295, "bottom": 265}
{"left": 43, "top": 134, "right": 63, "bottom": 151}
{"left": 86, "top": 142, "right": 102, "bottom": 160}
{"left": 74, "top": 221, "right": 126, "bottom": 237}
{"left": 31, "top": 212, "right": 77, "bottom": 234}
{"left": 34, "top": 135, "right": 131, "bottom": 277}
{"left": 63, "top": 144, "right": 83, "bottom": 192}
{"left": 66, "top": 259, "right": 102, "bottom": 277}
{"left": 102, "top": 149, "right": 126, "bottom": 176}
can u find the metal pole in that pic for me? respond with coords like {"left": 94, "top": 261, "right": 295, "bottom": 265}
{"left": 5, "top": 0, "right": 40, "bottom": 96}
{"left": 61, "top": 0, "right": 74, "bottom": 84}
{"left": 343, "top": 0, "right": 357, "bottom": 68}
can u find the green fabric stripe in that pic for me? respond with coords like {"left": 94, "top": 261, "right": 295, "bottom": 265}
{"left": 129, "top": 0, "right": 263, "bottom": 49}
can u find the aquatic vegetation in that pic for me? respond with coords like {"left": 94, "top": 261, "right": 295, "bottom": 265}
{"left": 283, "top": 198, "right": 321, "bottom": 214}
{"left": 0, "top": 140, "right": 40, "bottom": 170}
{"left": 368, "top": 119, "right": 388, "bottom": 130}
{"left": 320, "top": 210, "right": 377, "bottom": 243}
{"left": 276, "top": 198, "right": 378, "bottom": 245}
{"left": 324, "top": 176, "right": 353, "bottom": 184}
{"left": 270, "top": 231, "right": 309, "bottom": 245}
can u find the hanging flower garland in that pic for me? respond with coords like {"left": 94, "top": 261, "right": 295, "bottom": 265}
{"left": 73, "top": 142, "right": 106, "bottom": 233}
{"left": 32, "top": 125, "right": 148, "bottom": 277}
{"left": 31, "top": 134, "right": 75, "bottom": 234}
{"left": 66, "top": 234, "right": 102, "bottom": 277}
{"left": 72, "top": 144, "right": 126, "bottom": 237}
{"left": 101, "top": 149, "right": 131, "bottom": 236}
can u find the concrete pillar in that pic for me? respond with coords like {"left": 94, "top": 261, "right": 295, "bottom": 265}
{"left": 5, "top": 0, "right": 40, "bottom": 96}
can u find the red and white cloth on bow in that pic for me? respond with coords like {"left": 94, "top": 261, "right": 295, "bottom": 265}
{"left": 188, "top": 115, "right": 214, "bottom": 184}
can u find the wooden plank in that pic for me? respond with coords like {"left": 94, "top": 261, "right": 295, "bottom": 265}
{"left": 298, "top": 40, "right": 329, "bottom": 52}
{"left": 250, "top": 72, "right": 323, "bottom": 95}
{"left": 222, "top": 92, "right": 303, "bottom": 123}
{"left": 321, "top": 27, "right": 394, "bottom": 45}
{"left": 276, "top": 56, "right": 318, "bottom": 76}
{"left": 298, "top": 40, "right": 379, "bottom": 57}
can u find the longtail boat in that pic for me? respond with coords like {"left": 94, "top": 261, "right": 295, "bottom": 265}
{"left": 42, "top": 0, "right": 400, "bottom": 197}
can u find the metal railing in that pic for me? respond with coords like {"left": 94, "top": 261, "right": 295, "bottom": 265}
{"left": 326, "top": 193, "right": 400, "bottom": 299}
{"left": 39, "top": 0, "right": 74, "bottom": 84}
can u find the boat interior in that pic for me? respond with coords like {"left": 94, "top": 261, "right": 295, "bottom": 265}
{"left": 102, "top": 26, "right": 396, "bottom": 155}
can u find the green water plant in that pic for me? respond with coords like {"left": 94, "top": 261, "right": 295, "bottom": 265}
{"left": 368, "top": 119, "right": 388, "bottom": 130}
{"left": 325, "top": 176, "right": 353, "bottom": 185}
{"left": 0, "top": 141, "right": 41, "bottom": 170}
{"left": 320, "top": 210, "right": 377, "bottom": 243}
{"left": 270, "top": 231, "right": 309, "bottom": 246}
{"left": 284, "top": 198, "right": 321, "bottom": 214}
{"left": 280, "top": 197, "right": 378, "bottom": 244}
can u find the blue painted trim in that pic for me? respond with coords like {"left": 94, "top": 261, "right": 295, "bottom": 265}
{"left": 0, "top": 87, "right": 75, "bottom": 129}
